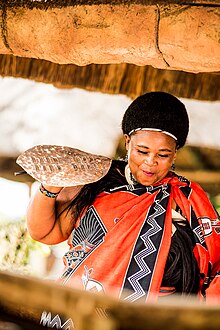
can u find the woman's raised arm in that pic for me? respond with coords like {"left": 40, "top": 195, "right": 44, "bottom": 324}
{"left": 26, "top": 184, "right": 82, "bottom": 245}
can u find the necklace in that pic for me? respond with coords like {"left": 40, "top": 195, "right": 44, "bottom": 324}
{"left": 125, "top": 164, "right": 138, "bottom": 185}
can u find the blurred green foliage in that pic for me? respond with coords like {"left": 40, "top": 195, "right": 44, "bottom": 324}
{"left": 210, "top": 194, "right": 220, "bottom": 216}
{"left": 0, "top": 219, "right": 48, "bottom": 275}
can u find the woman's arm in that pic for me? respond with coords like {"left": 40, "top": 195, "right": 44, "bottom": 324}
{"left": 26, "top": 184, "right": 82, "bottom": 245}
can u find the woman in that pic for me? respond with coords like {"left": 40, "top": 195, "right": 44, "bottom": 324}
{"left": 27, "top": 92, "right": 220, "bottom": 303}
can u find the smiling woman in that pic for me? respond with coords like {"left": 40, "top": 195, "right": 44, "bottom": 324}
{"left": 26, "top": 91, "right": 220, "bottom": 323}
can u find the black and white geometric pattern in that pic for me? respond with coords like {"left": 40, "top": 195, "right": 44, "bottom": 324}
{"left": 62, "top": 206, "right": 107, "bottom": 282}
{"left": 40, "top": 311, "right": 74, "bottom": 329}
{"left": 180, "top": 185, "right": 208, "bottom": 250}
{"left": 121, "top": 186, "right": 170, "bottom": 302}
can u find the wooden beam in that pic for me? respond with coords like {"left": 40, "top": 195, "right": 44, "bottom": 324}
{"left": 1, "top": 157, "right": 220, "bottom": 192}
{"left": 0, "top": 270, "right": 220, "bottom": 330}
{"left": 0, "top": 157, "right": 34, "bottom": 183}
{"left": 1, "top": 1, "right": 220, "bottom": 8}
{"left": 0, "top": 2, "right": 219, "bottom": 72}
{"left": 176, "top": 170, "right": 220, "bottom": 195}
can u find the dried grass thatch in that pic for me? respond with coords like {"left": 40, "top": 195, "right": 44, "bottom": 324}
{"left": 0, "top": 55, "right": 219, "bottom": 101}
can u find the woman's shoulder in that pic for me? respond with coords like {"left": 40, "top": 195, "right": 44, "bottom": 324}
{"left": 172, "top": 172, "right": 203, "bottom": 190}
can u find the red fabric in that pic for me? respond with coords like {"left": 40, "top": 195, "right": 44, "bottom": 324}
{"left": 59, "top": 173, "right": 220, "bottom": 303}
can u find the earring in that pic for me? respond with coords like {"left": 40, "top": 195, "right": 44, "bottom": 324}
{"left": 171, "top": 163, "right": 175, "bottom": 171}
{"left": 124, "top": 152, "right": 128, "bottom": 163}
{"left": 130, "top": 172, "right": 138, "bottom": 184}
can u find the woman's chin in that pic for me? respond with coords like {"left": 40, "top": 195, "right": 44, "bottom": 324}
{"left": 138, "top": 176, "right": 158, "bottom": 186}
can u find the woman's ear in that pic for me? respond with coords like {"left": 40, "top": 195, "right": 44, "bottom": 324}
{"left": 124, "top": 134, "right": 130, "bottom": 151}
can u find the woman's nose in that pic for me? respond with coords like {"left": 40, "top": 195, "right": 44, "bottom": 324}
{"left": 144, "top": 155, "right": 157, "bottom": 166}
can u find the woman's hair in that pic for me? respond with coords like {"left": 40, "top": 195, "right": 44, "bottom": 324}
{"left": 162, "top": 222, "right": 200, "bottom": 294}
{"left": 62, "top": 160, "right": 127, "bottom": 225}
{"left": 122, "top": 91, "right": 189, "bottom": 149}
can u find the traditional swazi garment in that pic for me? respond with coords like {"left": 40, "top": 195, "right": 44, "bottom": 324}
{"left": 59, "top": 172, "right": 220, "bottom": 303}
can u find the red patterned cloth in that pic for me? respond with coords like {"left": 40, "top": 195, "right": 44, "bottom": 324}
{"left": 59, "top": 172, "right": 220, "bottom": 303}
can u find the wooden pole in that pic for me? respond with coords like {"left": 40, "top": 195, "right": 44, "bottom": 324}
{"left": 0, "top": 270, "right": 220, "bottom": 330}
{"left": 0, "top": 2, "right": 219, "bottom": 72}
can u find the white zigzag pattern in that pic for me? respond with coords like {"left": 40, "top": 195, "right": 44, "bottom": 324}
{"left": 40, "top": 311, "right": 74, "bottom": 330}
{"left": 124, "top": 189, "right": 168, "bottom": 302}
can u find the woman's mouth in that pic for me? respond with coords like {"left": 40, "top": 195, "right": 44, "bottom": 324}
{"left": 143, "top": 171, "right": 155, "bottom": 177}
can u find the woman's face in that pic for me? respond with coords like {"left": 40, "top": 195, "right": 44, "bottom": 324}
{"left": 125, "top": 130, "right": 177, "bottom": 186}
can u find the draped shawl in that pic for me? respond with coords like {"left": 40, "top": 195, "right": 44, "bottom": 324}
{"left": 60, "top": 172, "right": 220, "bottom": 303}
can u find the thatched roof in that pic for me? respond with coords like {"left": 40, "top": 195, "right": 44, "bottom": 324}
{"left": 0, "top": 0, "right": 219, "bottom": 100}
{"left": 0, "top": 56, "right": 219, "bottom": 101}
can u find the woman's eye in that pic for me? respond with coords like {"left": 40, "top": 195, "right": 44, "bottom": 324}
{"left": 137, "top": 150, "right": 170, "bottom": 158}
{"left": 138, "top": 150, "right": 148, "bottom": 155}
{"left": 158, "top": 154, "right": 169, "bottom": 158}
